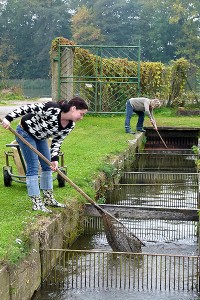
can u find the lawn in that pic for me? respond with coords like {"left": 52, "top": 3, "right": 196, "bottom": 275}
{"left": 0, "top": 106, "right": 199, "bottom": 264}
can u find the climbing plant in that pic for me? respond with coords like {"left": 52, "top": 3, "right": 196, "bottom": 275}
{"left": 167, "top": 58, "right": 190, "bottom": 107}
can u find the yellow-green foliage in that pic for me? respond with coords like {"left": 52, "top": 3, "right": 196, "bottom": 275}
{"left": 50, "top": 37, "right": 75, "bottom": 54}
{"left": 167, "top": 58, "right": 191, "bottom": 106}
{"left": 140, "top": 61, "right": 166, "bottom": 97}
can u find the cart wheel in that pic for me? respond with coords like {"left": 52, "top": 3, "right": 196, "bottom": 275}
{"left": 57, "top": 169, "right": 66, "bottom": 187}
{"left": 3, "top": 169, "right": 12, "bottom": 187}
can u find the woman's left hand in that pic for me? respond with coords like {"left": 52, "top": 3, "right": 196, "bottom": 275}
{"left": 2, "top": 118, "right": 10, "bottom": 129}
{"left": 50, "top": 161, "right": 58, "bottom": 171}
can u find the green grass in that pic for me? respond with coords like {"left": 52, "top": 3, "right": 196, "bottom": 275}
{"left": 0, "top": 107, "right": 199, "bottom": 264}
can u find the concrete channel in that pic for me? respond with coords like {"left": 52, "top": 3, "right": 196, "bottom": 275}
{"left": 32, "top": 128, "right": 200, "bottom": 300}
{"left": 1, "top": 127, "right": 200, "bottom": 300}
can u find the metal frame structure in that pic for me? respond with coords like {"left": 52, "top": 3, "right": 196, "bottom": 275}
{"left": 52, "top": 44, "right": 141, "bottom": 113}
{"left": 3, "top": 142, "right": 67, "bottom": 187}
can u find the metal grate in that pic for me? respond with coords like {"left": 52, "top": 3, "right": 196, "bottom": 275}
{"left": 129, "top": 153, "right": 198, "bottom": 172}
{"left": 83, "top": 217, "right": 197, "bottom": 243}
{"left": 106, "top": 172, "right": 199, "bottom": 208}
{"left": 141, "top": 149, "right": 195, "bottom": 154}
{"left": 119, "top": 218, "right": 197, "bottom": 242}
{"left": 41, "top": 249, "right": 200, "bottom": 292}
{"left": 120, "top": 171, "right": 198, "bottom": 184}
{"left": 107, "top": 183, "right": 198, "bottom": 208}
{"left": 144, "top": 129, "right": 199, "bottom": 150}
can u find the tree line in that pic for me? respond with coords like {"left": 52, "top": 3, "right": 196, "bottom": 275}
{"left": 0, "top": 0, "right": 199, "bottom": 82}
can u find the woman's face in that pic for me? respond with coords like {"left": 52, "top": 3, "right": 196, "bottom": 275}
{"left": 66, "top": 106, "right": 88, "bottom": 122}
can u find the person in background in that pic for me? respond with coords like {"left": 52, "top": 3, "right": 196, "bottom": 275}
{"left": 2, "top": 97, "right": 88, "bottom": 213}
{"left": 124, "top": 97, "right": 161, "bottom": 134}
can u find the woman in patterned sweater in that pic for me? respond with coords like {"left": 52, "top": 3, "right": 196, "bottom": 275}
{"left": 2, "top": 97, "right": 88, "bottom": 213}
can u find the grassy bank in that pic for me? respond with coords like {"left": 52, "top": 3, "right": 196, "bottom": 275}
{"left": 0, "top": 106, "right": 199, "bottom": 264}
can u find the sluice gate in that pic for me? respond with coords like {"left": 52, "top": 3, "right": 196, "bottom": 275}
{"left": 38, "top": 129, "right": 200, "bottom": 297}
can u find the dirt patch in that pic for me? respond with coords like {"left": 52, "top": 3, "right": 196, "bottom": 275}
{"left": 177, "top": 108, "right": 200, "bottom": 116}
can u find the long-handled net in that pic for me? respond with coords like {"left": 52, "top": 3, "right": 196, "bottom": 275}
{"left": 54, "top": 172, "right": 145, "bottom": 253}
{"left": 1, "top": 118, "right": 145, "bottom": 253}
{"left": 156, "top": 129, "right": 168, "bottom": 148}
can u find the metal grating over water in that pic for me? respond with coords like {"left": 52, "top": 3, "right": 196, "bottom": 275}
{"left": 39, "top": 147, "right": 200, "bottom": 296}
{"left": 110, "top": 185, "right": 198, "bottom": 208}
{"left": 110, "top": 150, "right": 200, "bottom": 208}
{"left": 129, "top": 153, "right": 198, "bottom": 172}
{"left": 83, "top": 217, "right": 198, "bottom": 243}
{"left": 41, "top": 249, "right": 200, "bottom": 292}
{"left": 105, "top": 172, "right": 199, "bottom": 208}
{"left": 120, "top": 172, "right": 198, "bottom": 184}
{"left": 144, "top": 129, "right": 199, "bottom": 149}
{"left": 106, "top": 171, "right": 199, "bottom": 208}
{"left": 142, "top": 149, "right": 195, "bottom": 154}
{"left": 145, "top": 136, "right": 198, "bottom": 149}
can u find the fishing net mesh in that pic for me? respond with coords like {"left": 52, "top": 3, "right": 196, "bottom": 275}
{"left": 102, "top": 213, "right": 144, "bottom": 253}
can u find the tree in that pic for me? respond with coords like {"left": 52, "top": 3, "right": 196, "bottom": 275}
{"left": 71, "top": 5, "right": 104, "bottom": 44}
{"left": 0, "top": 0, "right": 200, "bottom": 79}
{"left": 91, "top": 0, "right": 141, "bottom": 46}
{"left": 136, "top": 0, "right": 180, "bottom": 62}
{"left": 68, "top": 0, "right": 200, "bottom": 65}
{"left": 167, "top": 0, "right": 200, "bottom": 65}
{"left": 0, "top": 0, "right": 72, "bottom": 79}
{"left": 0, "top": 37, "right": 18, "bottom": 87}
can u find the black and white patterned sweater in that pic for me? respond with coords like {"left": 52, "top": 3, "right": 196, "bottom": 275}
{"left": 5, "top": 101, "right": 75, "bottom": 161}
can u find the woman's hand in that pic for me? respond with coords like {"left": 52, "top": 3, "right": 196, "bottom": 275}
{"left": 50, "top": 161, "right": 58, "bottom": 172}
{"left": 2, "top": 118, "right": 10, "bottom": 129}
{"left": 151, "top": 119, "right": 158, "bottom": 131}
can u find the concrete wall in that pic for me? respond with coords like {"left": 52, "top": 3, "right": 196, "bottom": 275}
{"left": 0, "top": 201, "right": 83, "bottom": 300}
{"left": 0, "top": 266, "right": 10, "bottom": 300}
{"left": 51, "top": 48, "right": 74, "bottom": 102}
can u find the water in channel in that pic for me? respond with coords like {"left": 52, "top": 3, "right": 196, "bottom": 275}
{"left": 33, "top": 149, "right": 200, "bottom": 300}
